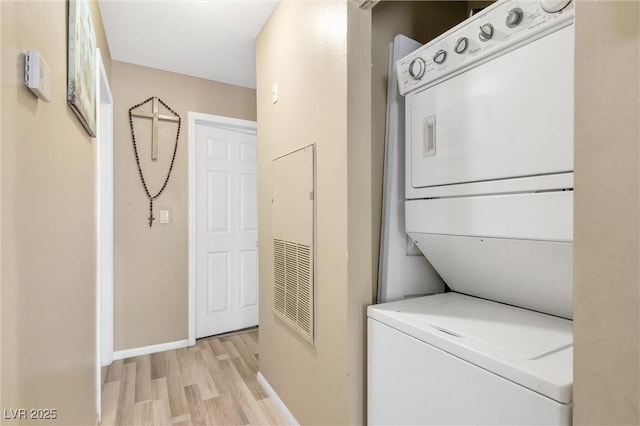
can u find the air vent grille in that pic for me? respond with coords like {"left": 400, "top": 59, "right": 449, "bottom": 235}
{"left": 274, "top": 239, "right": 286, "bottom": 314}
{"left": 273, "top": 238, "right": 313, "bottom": 342}
{"left": 272, "top": 144, "right": 315, "bottom": 344}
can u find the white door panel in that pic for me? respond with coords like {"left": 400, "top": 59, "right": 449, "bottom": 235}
{"left": 240, "top": 250, "right": 258, "bottom": 308}
{"left": 208, "top": 171, "right": 229, "bottom": 232}
{"left": 207, "top": 252, "right": 229, "bottom": 313}
{"left": 196, "top": 123, "right": 258, "bottom": 338}
{"left": 240, "top": 174, "right": 258, "bottom": 231}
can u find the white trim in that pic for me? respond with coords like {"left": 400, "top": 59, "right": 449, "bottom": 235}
{"left": 256, "top": 372, "right": 299, "bottom": 425}
{"left": 188, "top": 114, "right": 196, "bottom": 347}
{"left": 187, "top": 112, "right": 257, "bottom": 344}
{"left": 95, "top": 48, "right": 102, "bottom": 426}
{"left": 113, "top": 339, "right": 189, "bottom": 360}
{"left": 96, "top": 49, "right": 114, "bottom": 369}
{"left": 95, "top": 48, "right": 114, "bottom": 424}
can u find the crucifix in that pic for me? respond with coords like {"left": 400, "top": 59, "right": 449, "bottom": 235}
{"left": 128, "top": 96, "right": 181, "bottom": 228}
{"left": 130, "top": 96, "right": 180, "bottom": 161}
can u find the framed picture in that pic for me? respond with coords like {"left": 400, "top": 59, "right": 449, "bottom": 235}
{"left": 67, "top": 0, "right": 97, "bottom": 137}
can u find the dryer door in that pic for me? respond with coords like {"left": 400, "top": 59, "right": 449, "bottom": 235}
{"left": 407, "top": 25, "right": 573, "bottom": 195}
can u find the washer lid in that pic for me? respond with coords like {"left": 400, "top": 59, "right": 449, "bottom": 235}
{"left": 403, "top": 296, "right": 572, "bottom": 360}
{"left": 367, "top": 293, "right": 573, "bottom": 404}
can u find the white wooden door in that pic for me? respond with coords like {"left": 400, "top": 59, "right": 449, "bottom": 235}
{"left": 195, "top": 121, "right": 258, "bottom": 338}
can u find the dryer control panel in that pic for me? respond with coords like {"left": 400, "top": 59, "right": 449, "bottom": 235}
{"left": 396, "top": 0, "right": 574, "bottom": 95}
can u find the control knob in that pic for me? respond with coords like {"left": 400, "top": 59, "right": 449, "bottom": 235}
{"left": 479, "top": 23, "right": 494, "bottom": 42}
{"left": 454, "top": 37, "right": 468, "bottom": 54}
{"left": 408, "top": 57, "right": 426, "bottom": 80}
{"left": 433, "top": 49, "right": 447, "bottom": 65}
{"left": 541, "top": 0, "right": 572, "bottom": 13}
{"left": 505, "top": 8, "right": 523, "bottom": 27}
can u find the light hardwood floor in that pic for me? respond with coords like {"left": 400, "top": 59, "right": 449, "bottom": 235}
{"left": 101, "top": 329, "right": 287, "bottom": 425}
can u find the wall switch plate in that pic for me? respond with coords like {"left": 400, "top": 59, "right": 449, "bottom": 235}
{"left": 160, "top": 210, "right": 170, "bottom": 224}
{"left": 24, "top": 49, "right": 51, "bottom": 102}
{"left": 272, "top": 82, "right": 278, "bottom": 104}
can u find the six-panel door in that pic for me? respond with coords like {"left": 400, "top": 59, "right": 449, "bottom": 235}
{"left": 195, "top": 122, "right": 258, "bottom": 338}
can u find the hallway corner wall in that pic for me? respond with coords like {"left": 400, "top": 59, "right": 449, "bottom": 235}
{"left": 256, "top": 1, "right": 351, "bottom": 424}
{"left": 110, "top": 61, "right": 256, "bottom": 352}
{"left": 1, "top": 1, "right": 111, "bottom": 423}
{"left": 573, "top": 1, "right": 640, "bottom": 423}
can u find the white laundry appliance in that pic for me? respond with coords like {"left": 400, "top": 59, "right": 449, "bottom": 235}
{"left": 378, "top": 34, "right": 445, "bottom": 304}
{"left": 368, "top": 0, "right": 575, "bottom": 424}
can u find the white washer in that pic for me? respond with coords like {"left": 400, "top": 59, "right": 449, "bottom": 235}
{"left": 368, "top": 294, "right": 572, "bottom": 425}
{"left": 368, "top": 0, "right": 575, "bottom": 424}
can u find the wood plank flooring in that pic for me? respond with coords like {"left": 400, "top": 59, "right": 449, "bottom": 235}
{"left": 102, "top": 329, "right": 286, "bottom": 425}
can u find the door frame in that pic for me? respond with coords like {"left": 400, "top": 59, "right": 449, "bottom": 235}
{"left": 95, "top": 48, "right": 114, "bottom": 422}
{"left": 187, "top": 112, "right": 258, "bottom": 345}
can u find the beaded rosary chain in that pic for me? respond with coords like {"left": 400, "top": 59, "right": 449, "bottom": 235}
{"left": 128, "top": 96, "right": 181, "bottom": 228}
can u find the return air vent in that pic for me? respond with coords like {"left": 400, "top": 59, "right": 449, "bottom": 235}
{"left": 272, "top": 145, "right": 315, "bottom": 344}
{"left": 273, "top": 239, "right": 313, "bottom": 338}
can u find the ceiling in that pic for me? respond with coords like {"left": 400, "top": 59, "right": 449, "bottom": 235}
{"left": 99, "top": 0, "right": 280, "bottom": 89}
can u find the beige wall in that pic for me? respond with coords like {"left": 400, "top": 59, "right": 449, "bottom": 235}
{"left": 111, "top": 61, "right": 256, "bottom": 351}
{"left": 346, "top": 3, "right": 372, "bottom": 423}
{"left": 1, "top": 0, "right": 110, "bottom": 424}
{"left": 370, "top": 1, "right": 468, "bottom": 301}
{"left": 256, "top": 1, "right": 351, "bottom": 424}
{"left": 573, "top": 1, "right": 640, "bottom": 424}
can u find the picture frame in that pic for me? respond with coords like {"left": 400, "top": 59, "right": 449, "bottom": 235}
{"left": 67, "top": 0, "right": 97, "bottom": 137}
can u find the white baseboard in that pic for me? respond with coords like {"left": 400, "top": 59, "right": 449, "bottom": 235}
{"left": 113, "top": 339, "right": 189, "bottom": 360}
{"left": 256, "top": 372, "right": 299, "bottom": 425}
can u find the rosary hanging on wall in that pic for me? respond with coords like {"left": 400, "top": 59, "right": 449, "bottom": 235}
{"left": 128, "top": 96, "right": 181, "bottom": 228}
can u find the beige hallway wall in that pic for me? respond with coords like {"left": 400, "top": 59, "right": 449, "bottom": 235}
{"left": 573, "top": 1, "right": 640, "bottom": 423}
{"left": 256, "top": 1, "right": 351, "bottom": 424}
{"left": 346, "top": 4, "right": 372, "bottom": 423}
{"left": 110, "top": 61, "right": 256, "bottom": 351}
{"left": 1, "top": 0, "right": 111, "bottom": 424}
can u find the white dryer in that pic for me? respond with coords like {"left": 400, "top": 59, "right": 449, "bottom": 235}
{"left": 368, "top": 0, "right": 575, "bottom": 424}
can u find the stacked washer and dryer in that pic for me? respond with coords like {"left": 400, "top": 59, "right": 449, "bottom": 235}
{"left": 368, "top": 0, "right": 575, "bottom": 424}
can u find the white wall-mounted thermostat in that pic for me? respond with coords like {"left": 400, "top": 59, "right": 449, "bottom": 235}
{"left": 24, "top": 49, "right": 51, "bottom": 102}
